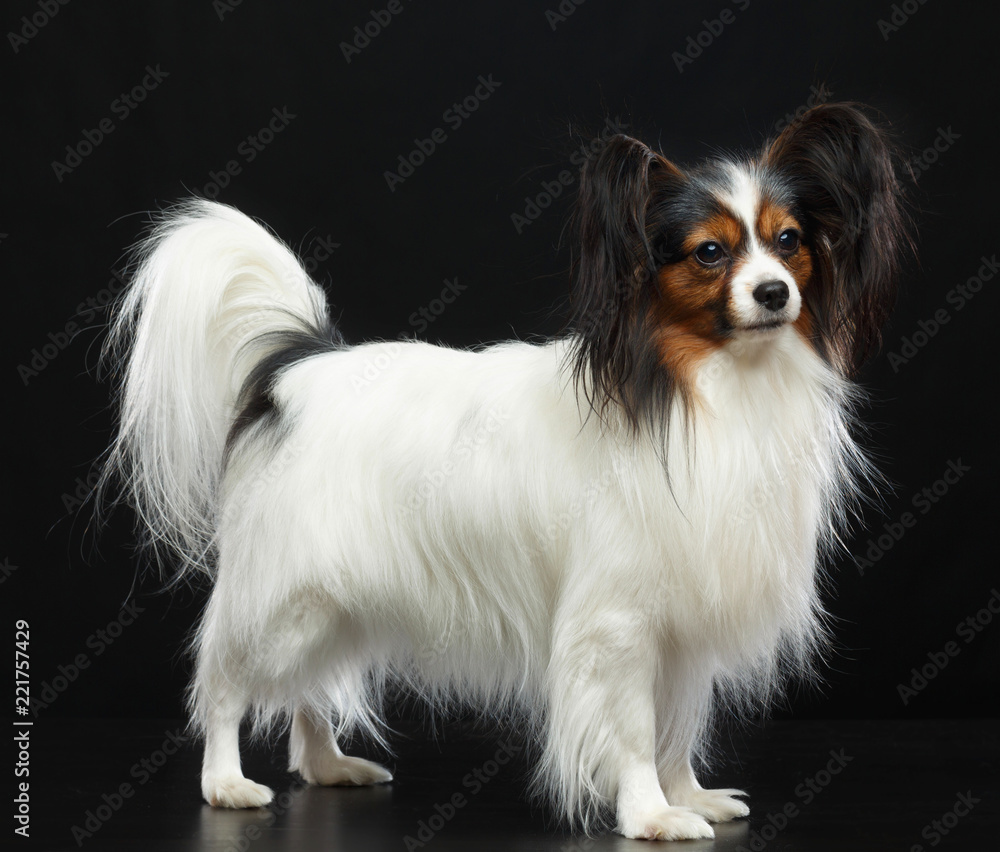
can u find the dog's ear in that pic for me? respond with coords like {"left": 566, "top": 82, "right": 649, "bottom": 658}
{"left": 568, "top": 134, "right": 683, "bottom": 423}
{"left": 764, "top": 103, "right": 913, "bottom": 373}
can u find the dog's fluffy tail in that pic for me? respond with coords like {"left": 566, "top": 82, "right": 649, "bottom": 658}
{"left": 99, "top": 199, "right": 335, "bottom": 584}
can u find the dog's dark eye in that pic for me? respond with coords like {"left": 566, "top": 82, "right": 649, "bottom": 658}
{"left": 777, "top": 229, "right": 800, "bottom": 253}
{"left": 693, "top": 242, "right": 724, "bottom": 266}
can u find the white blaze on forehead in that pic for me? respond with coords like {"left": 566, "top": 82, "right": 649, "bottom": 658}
{"left": 722, "top": 162, "right": 802, "bottom": 327}
{"left": 721, "top": 163, "right": 761, "bottom": 248}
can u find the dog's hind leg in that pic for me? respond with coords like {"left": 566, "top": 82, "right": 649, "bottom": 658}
{"left": 288, "top": 707, "right": 393, "bottom": 786}
{"left": 196, "top": 654, "right": 274, "bottom": 808}
{"left": 192, "top": 579, "right": 277, "bottom": 808}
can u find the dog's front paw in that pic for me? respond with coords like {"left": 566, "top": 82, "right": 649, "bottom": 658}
{"left": 673, "top": 787, "right": 749, "bottom": 823}
{"left": 618, "top": 805, "right": 715, "bottom": 841}
{"left": 202, "top": 775, "right": 274, "bottom": 808}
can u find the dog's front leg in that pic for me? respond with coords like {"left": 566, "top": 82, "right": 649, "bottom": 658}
{"left": 545, "top": 612, "right": 714, "bottom": 841}
{"left": 654, "top": 665, "right": 749, "bottom": 824}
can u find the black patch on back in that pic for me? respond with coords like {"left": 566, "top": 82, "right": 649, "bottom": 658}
{"left": 225, "top": 320, "right": 345, "bottom": 458}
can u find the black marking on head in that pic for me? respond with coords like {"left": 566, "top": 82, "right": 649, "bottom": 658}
{"left": 761, "top": 102, "right": 914, "bottom": 372}
{"left": 225, "top": 320, "right": 345, "bottom": 458}
{"left": 566, "top": 134, "right": 749, "bottom": 442}
{"left": 566, "top": 104, "right": 913, "bottom": 450}
{"left": 565, "top": 133, "right": 683, "bottom": 436}
{"left": 649, "top": 161, "right": 738, "bottom": 267}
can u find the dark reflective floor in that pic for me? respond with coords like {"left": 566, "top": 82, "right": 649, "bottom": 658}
{"left": 24, "top": 717, "right": 998, "bottom": 851}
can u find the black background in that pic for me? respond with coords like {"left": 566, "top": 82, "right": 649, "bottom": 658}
{"left": 4, "top": 0, "right": 998, "bottom": 732}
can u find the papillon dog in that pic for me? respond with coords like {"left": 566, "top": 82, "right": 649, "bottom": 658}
{"left": 100, "top": 103, "right": 908, "bottom": 840}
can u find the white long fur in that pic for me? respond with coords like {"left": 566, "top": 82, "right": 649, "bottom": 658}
{"left": 102, "top": 199, "right": 868, "bottom": 838}
{"left": 101, "top": 200, "right": 330, "bottom": 578}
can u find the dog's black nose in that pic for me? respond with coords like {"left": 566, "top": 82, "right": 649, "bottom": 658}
{"left": 753, "top": 280, "right": 789, "bottom": 312}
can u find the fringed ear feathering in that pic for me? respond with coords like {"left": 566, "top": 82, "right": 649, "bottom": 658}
{"left": 567, "top": 134, "right": 685, "bottom": 431}
{"left": 763, "top": 103, "right": 913, "bottom": 373}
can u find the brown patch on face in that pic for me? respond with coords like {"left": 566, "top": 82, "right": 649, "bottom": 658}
{"left": 793, "top": 299, "right": 815, "bottom": 342}
{"left": 756, "top": 196, "right": 816, "bottom": 343}
{"left": 755, "top": 196, "right": 813, "bottom": 294}
{"left": 649, "top": 207, "right": 751, "bottom": 388}
{"left": 755, "top": 196, "right": 790, "bottom": 246}
{"left": 682, "top": 210, "right": 746, "bottom": 257}
{"left": 650, "top": 259, "right": 729, "bottom": 389}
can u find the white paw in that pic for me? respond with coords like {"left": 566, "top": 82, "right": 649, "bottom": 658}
{"left": 618, "top": 805, "right": 715, "bottom": 841}
{"left": 202, "top": 775, "right": 274, "bottom": 808}
{"left": 297, "top": 754, "right": 393, "bottom": 787}
{"left": 673, "top": 787, "right": 749, "bottom": 823}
